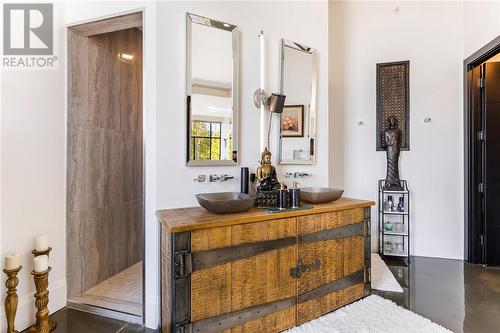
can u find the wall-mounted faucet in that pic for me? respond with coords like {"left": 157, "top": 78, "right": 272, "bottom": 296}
{"left": 285, "top": 172, "right": 312, "bottom": 179}
{"left": 193, "top": 175, "right": 206, "bottom": 182}
{"left": 210, "top": 174, "right": 235, "bottom": 182}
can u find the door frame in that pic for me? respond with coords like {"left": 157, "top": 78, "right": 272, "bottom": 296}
{"left": 464, "top": 35, "right": 500, "bottom": 263}
{"left": 65, "top": 9, "right": 146, "bottom": 323}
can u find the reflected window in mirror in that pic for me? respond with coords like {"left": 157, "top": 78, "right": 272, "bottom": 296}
{"left": 278, "top": 39, "right": 318, "bottom": 165}
{"left": 186, "top": 13, "right": 239, "bottom": 166}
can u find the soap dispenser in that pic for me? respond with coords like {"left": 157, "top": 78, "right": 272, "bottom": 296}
{"left": 289, "top": 181, "right": 301, "bottom": 208}
{"left": 276, "top": 182, "right": 289, "bottom": 210}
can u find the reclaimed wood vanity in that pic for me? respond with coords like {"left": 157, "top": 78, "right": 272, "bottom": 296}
{"left": 157, "top": 197, "right": 375, "bottom": 333}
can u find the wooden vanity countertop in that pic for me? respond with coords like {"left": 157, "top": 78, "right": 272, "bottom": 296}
{"left": 157, "top": 197, "right": 375, "bottom": 233}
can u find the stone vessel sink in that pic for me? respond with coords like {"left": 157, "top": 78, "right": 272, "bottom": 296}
{"left": 300, "top": 187, "right": 344, "bottom": 204}
{"left": 196, "top": 192, "right": 256, "bottom": 214}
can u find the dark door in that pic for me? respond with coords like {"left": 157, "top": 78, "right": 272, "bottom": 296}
{"left": 483, "top": 62, "right": 500, "bottom": 266}
{"left": 469, "top": 65, "right": 483, "bottom": 264}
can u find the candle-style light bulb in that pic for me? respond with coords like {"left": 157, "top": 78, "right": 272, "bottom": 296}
{"left": 259, "top": 30, "right": 265, "bottom": 90}
{"left": 259, "top": 30, "right": 266, "bottom": 151}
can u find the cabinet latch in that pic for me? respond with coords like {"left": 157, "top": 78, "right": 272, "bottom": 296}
{"left": 364, "top": 219, "right": 371, "bottom": 237}
{"left": 290, "top": 259, "right": 321, "bottom": 278}
{"left": 175, "top": 321, "right": 192, "bottom": 333}
{"left": 174, "top": 250, "right": 192, "bottom": 279}
{"left": 364, "top": 266, "right": 371, "bottom": 283}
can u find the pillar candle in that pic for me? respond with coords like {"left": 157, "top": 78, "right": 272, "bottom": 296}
{"left": 4, "top": 252, "right": 20, "bottom": 270}
{"left": 34, "top": 255, "right": 48, "bottom": 272}
{"left": 34, "top": 235, "right": 48, "bottom": 252}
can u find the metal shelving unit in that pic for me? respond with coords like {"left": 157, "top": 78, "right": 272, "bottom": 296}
{"left": 378, "top": 180, "right": 410, "bottom": 263}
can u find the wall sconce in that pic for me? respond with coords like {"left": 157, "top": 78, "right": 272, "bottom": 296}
{"left": 254, "top": 90, "right": 286, "bottom": 113}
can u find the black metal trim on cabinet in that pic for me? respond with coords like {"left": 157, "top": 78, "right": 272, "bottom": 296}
{"left": 297, "top": 269, "right": 365, "bottom": 303}
{"left": 171, "top": 232, "right": 191, "bottom": 333}
{"left": 298, "top": 220, "right": 368, "bottom": 244}
{"left": 177, "top": 297, "right": 296, "bottom": 333}
{"left": 191, "top": 237, "right": 296, "bottom": 271}
{"left": 363, "top": 206, "right": 372, "bottom": 296}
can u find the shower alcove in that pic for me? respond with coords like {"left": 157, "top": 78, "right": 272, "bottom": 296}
{"left": 66, "top": 12, "right": 144, "bottom": 322}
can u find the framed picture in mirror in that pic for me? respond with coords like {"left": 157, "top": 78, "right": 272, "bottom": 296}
{"left": 281, "top": 105, "right": 304, "bottom": 137}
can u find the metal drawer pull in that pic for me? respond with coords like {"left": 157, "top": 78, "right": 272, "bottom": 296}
{"left": 290, "top": 259, "right": 321, "bottom": 278}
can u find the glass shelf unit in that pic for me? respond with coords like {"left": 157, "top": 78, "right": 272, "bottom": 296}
{"left": 378, "top": 180, "right": 410, "bottom": 262}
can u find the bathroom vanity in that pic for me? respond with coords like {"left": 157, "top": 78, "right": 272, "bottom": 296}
{"left": 158, "top": 197, "right": 374, "bottom": 333}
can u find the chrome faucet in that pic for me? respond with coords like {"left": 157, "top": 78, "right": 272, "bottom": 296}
{"left": 285, "top": 172, "right": 312, "bottom": 178}
{"left": 210, "top": 174, "right": 234, "bottom": 182}
{"left": 193, "top": 175, "right": 206, "bottom": 182}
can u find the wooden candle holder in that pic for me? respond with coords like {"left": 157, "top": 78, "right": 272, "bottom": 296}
{"left": 31, "top": 247, "right": 52, "bottom": 258}
{"left": 29, "top": 267, "right": 57, "bottom": 333}
{"left": 4, "top": 266, "right": 22, "bottom": 333}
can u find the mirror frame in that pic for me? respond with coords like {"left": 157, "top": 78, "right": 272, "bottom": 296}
{"left": 186, "top": 13, "right": 239, "bottom": 166}
{"left": 278, "top": 39, "right": 318, "bottom": 165}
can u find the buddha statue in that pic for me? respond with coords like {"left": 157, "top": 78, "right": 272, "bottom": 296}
{"left": 256, "top": 147, "right": 281, "bottom": 191}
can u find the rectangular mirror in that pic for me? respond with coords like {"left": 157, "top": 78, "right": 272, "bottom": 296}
{"left": 186, "top": 13, "right": 239, "bottom": 166}
{"left": 278, "top": 39, "right": 318, "bottom": 165}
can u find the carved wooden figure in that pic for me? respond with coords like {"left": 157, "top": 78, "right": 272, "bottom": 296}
{"left": 384, "top": 116, "right": 403, "bottom": 190}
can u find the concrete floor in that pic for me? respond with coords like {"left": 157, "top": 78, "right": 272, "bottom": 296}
{"left": 378, "top": 256, "right": 500, "bottom": 333}
{"left": 23, "top": 308, "right": 158, "bottom": 333}
{"left": 31, "top": 256, "right": 500, "bottom": 333}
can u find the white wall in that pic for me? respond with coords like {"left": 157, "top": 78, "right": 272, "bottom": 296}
{"left": 463, "top": 1, "right": 500, "bottom": 58}
{"left": 0, "top": 2, "right": 66, "bottom": 331}
{"left": 330, "top": 1, "right": 464, "bottom": 259}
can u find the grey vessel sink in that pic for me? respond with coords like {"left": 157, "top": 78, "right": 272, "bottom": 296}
{"left": 196, "top": 192, "right": 256, "bottom": 214}
{"left": 300, "top": 187, "right": 344, "bottom": 204}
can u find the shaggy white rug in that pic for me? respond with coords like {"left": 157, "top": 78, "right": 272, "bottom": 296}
{"left": 371, "top": 253, "right": 403, "bottom": 293}
{"left": 285, "top": 295, "right": 451, "bottom": 333}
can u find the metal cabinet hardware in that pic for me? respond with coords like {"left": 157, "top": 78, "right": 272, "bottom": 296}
{"left": 290, "top": 259, "right": 321, "bottom": 278}
{"left": 209, "top": 174, "right": 235, "bottom": 182}
{"left": 174, "top": 250, "right": 192, "bottom": 279}
{"left": 285, "top": 172, "right": 312, "bottom": 178}
{"left": 175, "top": 321, "right": 192, "bottom": 333}
{"left": 193, "top": 175, "right": 206, "bottom": 182}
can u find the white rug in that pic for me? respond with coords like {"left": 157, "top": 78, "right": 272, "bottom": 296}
{"left": 285, "top": 295, "right": 451, "bottom": 333}
{"left": 371, "top": 253, "right": 403, "bottom": 293}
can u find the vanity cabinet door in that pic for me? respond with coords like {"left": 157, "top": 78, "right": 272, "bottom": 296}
{"left": 296, "top": 208, "right": 367, "bottom": 325}
{"left": 190, "top": 217, "right": 297, "bottom": 333}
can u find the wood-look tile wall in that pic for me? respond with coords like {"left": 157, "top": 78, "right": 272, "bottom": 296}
{"left": 67, "top": 27, "right": 143, "bottom": 296}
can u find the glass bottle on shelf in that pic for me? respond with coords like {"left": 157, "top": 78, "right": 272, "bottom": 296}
{"left": 397, "top": 197, "right": 404, "bottom": 212}
{"left": 386, "top": 195, "right": 394, "bottom": 212}
{"left": 385, "top": 222, "right": 394, "bottom": 231}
